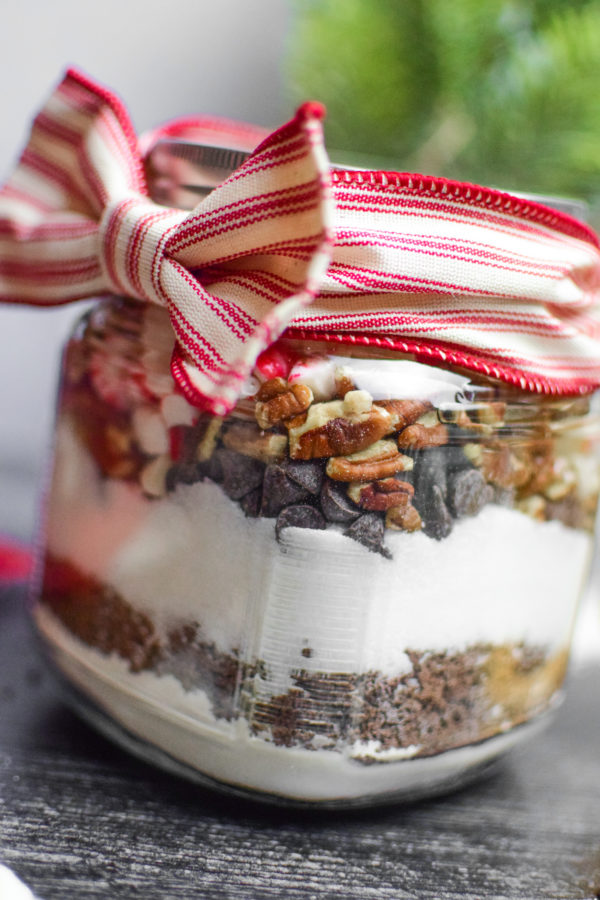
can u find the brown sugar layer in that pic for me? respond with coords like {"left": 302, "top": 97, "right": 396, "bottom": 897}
{"left": 40, "top": 554, "right": 566, "bottom": 760}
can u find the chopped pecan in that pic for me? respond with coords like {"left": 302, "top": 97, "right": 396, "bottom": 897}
{"left": 347, "top": 478, "right": 414, "bottom": 511}
{"left": 342, "top": 389, "right": 373, "bottom": 416}
{"left": 471, "top": 402, "right": 506, "bottom": 426}
{"left": 105, "top": 422, "right": 132, "bottom": 456}
{"left": 462, "top": 442, "right": 483, "bottom": 466}
{"left": 517, "top": 495, "right": 546, "bottom": 521}
{"left": 397, "top": 421, "right": 448, "bottom": 450}
{"left": 334, "top": 369, "right": 356, "bottom": 399}
{"left": 255, "top": 377, "right": 287, "bottom": 401}
{"left": 326, "top": 440, "right": 414, "bottom": 482}
{"left": 385, "top": 503, "right": 422, "bottom": 532}
{"left": 375, "top": 399, "right": 432, "bottom": 432}
{"left": 542, "top": 457, "right": 577, "bottom": 501}
{"left": 515, "top": 439, "right": 555, "bottom": 497}
{"left": 464, "top": 441, "right": 530, "bottom": 490}
{"left": 255, "top": 378, "right": 313, "bottom": 428}
{"left": 96, "top": 423, "right": 139, "bottom": 478}
{"left": 479, "top": 443, "right": 531, "bottom": 489}
{"left": 222, "top": 420, "right": 287, "bottom": 462}
{"left": 288, "top": 393, "right": 392, "bottom": 460}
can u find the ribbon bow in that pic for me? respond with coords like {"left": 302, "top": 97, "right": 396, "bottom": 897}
{"left": 2, "top": 68, "right": 600, "bottom": 412}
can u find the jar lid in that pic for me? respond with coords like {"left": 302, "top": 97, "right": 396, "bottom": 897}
{"left": 147, "top": 140, "right": 252, "bottom": 207}
{"left": 146, "top": 138, "right": 588, "bottom": 221}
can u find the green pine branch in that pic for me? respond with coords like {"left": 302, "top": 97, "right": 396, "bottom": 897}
{"left": 288, "top": 1, "right": 600, "bottom": 211}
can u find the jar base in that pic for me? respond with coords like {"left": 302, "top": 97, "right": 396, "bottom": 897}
{"left": 35, "top": 605, "right": 558, "bottom": 809}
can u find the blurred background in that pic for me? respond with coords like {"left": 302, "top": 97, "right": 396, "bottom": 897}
{"left": 2, "top": 0, "right": 600, "bottom": 582}
{"left": 289, "top": 0, "right": 600, "bottom": 214}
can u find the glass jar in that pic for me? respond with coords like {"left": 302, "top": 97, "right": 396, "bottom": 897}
{"left": 32, "top": 290, "right": 600, "bottom": 806}
{"left": 29, "top": 138, "right": 600, "bottom": 805}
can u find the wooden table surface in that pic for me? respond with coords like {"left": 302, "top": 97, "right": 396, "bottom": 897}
{"left": 2, "top": 583, "right": 600, "bottom": 900}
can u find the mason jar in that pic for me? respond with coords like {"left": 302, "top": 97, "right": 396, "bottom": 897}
{"left": 30, "top": 144, "right": 600, "bottom": 806}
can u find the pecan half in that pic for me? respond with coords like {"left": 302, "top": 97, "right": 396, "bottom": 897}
{"left": 222, "top": 420, "right": 287, "bottom": 462}
{"left": 288, "top": 393, "right": 392, "bottom": 460}
{"left": 397, "top": 422, "right": 448, "bottom": 450}
{"left": 255, "top": 378, "right": 313, "bottom": 429}
{"left": 326, "top": 440, "right": 414, "bottom": 482}
{"left": 375, "top": 399, "right": 432, "bottom": 432}
{"left": 347, "top": 478, "right": 414, "bottom": 511}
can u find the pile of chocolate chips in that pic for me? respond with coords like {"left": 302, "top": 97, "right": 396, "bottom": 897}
{"left": 165, "top": 434, "right": 494, "bottom": 558}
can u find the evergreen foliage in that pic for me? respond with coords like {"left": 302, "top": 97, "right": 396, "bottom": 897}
{"left": 289, "top": 1, "right": 600, "bottom": 211}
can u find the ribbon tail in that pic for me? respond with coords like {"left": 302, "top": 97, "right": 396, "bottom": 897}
{"left": 0, "top": 68, "right": 146, "bottom": 306}
{"left": 166, "top": 102, "right": 335, "bottom": 415}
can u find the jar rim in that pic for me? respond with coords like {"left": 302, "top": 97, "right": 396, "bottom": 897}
{"left": 146, "top": 137, "right": 588, "bottom": 221}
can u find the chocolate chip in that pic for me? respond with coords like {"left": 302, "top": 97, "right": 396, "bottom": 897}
{"left": 275, "top": 505, "right": 326, "bottom": 540}
{"left": 416, "top": 484, "right": 453, "bottom": 540}
{"left": 202, "top": 449, "right": 224, "bottom": 483}
{"left": 447, "top": 469, "right": 492, "bottom": 518}
{"left": 344, "top": 513, "right": 391, "bottom": 558}
{"left": 165, "top": 462, "right": 204, "bottom": 493}
{"left": 493, "top": 485, "right": 515, "bottom": 508}
{"left": 260, "top": 464, "right": 311, "bottom": 518}
{"left": 444, "top": 442, "right": 474, "bottom": 473}
{"left": 320, "top": 479, "right": 361, "bottom": 524}
{"left": 282, "top": 459, "right": 324, "bottom": 495}
{"left": 414, "top": 447, "right": 447, "bottom": 501}
{"left": 241, "top": 486, "right": 262, "bottom": 518}
{"left": 217, "top": 449, "right": 265, "bottom": 500}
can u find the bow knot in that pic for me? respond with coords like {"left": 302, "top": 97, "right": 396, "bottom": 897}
{"left": 0, "top": 69, "right": 333, "bottom": 412}
{"left": 98, "top": 194, "right": 186, "bottom": 304}
{"left": 1, "top": 68, "right": 600, "bottom": 407}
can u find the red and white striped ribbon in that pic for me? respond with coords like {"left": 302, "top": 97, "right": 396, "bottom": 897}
{"left": 1, "top": 68, "right": 600, "bottom": 413}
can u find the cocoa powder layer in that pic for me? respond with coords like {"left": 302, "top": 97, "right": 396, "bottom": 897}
{"left": 249, "top": 647, "right": 566, "bottom": 758}
{"left": 40, "top": 555, "right": 565, "bottom": 760}
{"left": 41, "top": 556, "right": 242, "bottom": 719}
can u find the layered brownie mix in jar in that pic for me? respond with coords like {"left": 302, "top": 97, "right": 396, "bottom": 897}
{"left": 2, "top": 71, "right": 600, "bottom": 806}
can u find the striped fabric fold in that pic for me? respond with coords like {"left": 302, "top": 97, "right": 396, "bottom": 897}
{"left": 1, "top": 69, "right": 600, "bottom": 412}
